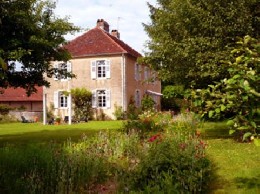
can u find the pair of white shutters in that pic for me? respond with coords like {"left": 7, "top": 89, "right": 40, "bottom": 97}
{"left": 54, "top": 62, "right": 72, "bottom": 81}
{"left": 54, "top": 90, "right": 110, "bottom": 109}
{"left": 53, "top": 91, "right": 70, "bottom": 109}
{"left": 91, "top": 60, "right": 110, "bottom": 79}
{"left": 91, "top": 90, "right": 111, "bottom": 108}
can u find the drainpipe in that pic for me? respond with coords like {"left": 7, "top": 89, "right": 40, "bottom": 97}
{"left": 121, "top": 54, "right": 126, "bottom": 112}
{"left": 43, "top": 86, "right": 47, "bottom": 125}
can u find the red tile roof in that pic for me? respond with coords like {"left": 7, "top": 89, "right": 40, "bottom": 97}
{"left": 64, "top": 27, "right": 142, "bottom": 58}
{"left": 0, "top": 87, "right": 43, "bottom": 102}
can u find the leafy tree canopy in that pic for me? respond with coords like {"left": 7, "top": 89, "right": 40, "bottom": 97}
{"left": 142, "top": 0, "right": 259, "bottom": 88}
{"left": 191, "top": 36, "right": 259, "bottom": 142}
{"left": 0, "top": 0, "right": 79, "bottom": 94}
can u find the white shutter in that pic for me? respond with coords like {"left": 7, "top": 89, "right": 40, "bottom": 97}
{"left": 54, "top": 63, "right": 59, "bottom": 80}
{"left": 106, "top": 60, "right": 111, "bottom": 79}
{"left": 91, "top": 90, "right": 97, "bottom": 108}
{"left": 54, "top": 91, "right": 59, "bottom": 108}
{"left": 67, "top": 61, "right": 72, "bottom": 80}
{"left": 91, "top": 61, "right": 96, "bottom": 79}
{"left": 106, "top": 89, "right": 111, "bottom": 108}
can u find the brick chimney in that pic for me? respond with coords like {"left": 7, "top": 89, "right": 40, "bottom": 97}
{"left": 96, "top": 19, "right": 109, "bottom": 32}
{"left": 111, "top": 29, "right": 120, "bottom": 39}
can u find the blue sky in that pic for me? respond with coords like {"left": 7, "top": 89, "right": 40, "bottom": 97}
{"left": 55, "top": 0, "right": 157, "bottom": 54}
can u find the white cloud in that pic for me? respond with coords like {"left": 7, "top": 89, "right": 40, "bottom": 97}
{"left": 55, "top": 0, "right": 157, "bottom": 54}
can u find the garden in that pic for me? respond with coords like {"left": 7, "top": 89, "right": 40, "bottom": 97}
{"left": 0, "top": 111, "right": 259, "bottom": 193}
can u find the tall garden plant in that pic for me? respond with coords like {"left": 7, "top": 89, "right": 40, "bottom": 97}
{"left": 191, "top": 36, "right": 259, "bottom": 144}
{"left": 70, "top": 88, "right": 92, "bottom": 121}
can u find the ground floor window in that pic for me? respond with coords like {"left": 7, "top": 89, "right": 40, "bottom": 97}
{"left": 54, "top": 91, "right": 68, "bottom": 108}
{"left": 92, "top": 89, "right": 110, "bottom": 108}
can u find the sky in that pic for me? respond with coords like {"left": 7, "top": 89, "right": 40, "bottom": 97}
{"left": 55, "top": 0, "right": 157, "bottom": 55}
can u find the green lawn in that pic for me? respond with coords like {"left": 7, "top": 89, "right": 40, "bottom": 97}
{"left": 0, "top": 121, "right": 123, "bottom": 145}
{"left": 201, "top": 122, "right": 260, "bottom": 194}
{"left": 0, "top": 121, "right": 259, "bottom": 193}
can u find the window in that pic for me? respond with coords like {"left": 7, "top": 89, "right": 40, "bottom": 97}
{"left": 54, "top": 61, "right": 72, "bottom": 81}
{"left": 54, "top": 91, "right": 68, "bottom": 108}
{"left": 92, "top": 89, "right": 111, "bottom": 108}
{"left": 135, "top": 63, "right": 141, "bottom": 81}
{"left": 144, "top": 66, "right": 149, "bottom": 81}
{"left": 91, "top": 60, "right": 110, "bottom": 79}
{"left": 135, "top": 90, "right": 141, "bottom": 107}
{"left": 60, "top": 94, "right": 68, "bottom": 108}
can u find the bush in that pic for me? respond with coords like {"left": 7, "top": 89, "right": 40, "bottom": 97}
{"left": 0, "top": 104, "right": 13, "bottom": 115}
{"left": 123, "top": 111, "right": 172, "bottom": 137}
{"left": 125, "top": 131, "right": 212, "bottom": 193}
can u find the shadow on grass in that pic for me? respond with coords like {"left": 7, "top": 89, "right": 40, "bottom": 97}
{"left": 202, "top": 123, "right": 232, "bottom": 139}
{"left": 0, "top": 129, "right": 100, "bottom": 147}
{"left": 234, "top": 175, "right": 260, "bottom": 190}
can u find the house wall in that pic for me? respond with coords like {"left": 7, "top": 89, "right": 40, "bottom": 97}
{"left": 45, "top": 54, "right": 123, "bottom": 120}
{"left": 0, "top": 101, "right": 42, "bottom": 112}
{"left": 124, "top": 55, "right": 162, "bottom": 110}
{"left": 0, "top": 101, "right": 43, "bottom": 121}
{"left": 45, "top": 54, "right": 161, "bottom": 120}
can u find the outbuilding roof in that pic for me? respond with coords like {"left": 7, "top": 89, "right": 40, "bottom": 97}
{"left": 0, "top": 87, "right": 43, "bottom": 102}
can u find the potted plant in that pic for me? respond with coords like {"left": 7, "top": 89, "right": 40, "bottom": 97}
{"left": 55, "top": 117, "right": 61, "bottom": 125}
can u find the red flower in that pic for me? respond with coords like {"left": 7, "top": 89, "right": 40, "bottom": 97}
{"left": 148, "top": 134, "right": 161, "bottom": 143}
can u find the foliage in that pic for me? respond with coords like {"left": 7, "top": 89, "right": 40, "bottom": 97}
{"left": 126, "top": 96, "right": 141, "bottom": 120}
{"left": 0, "top": 143, "right": 108, "bottom": 193}
{"left": 125, "top": 131, "right": 212, "bottom": 193}
{"left": 0, "top": 104, "right": 13, "bottom": 115}
{"left": 142, "top": 0, "right": 259, "bottom": 88}
{"left": 123, "top": 111, "right": 172, "bottom": 136}
{"left": 113, "top": 103, "right": 124, "bottom": 120}
{"left": 191, "top": 36, "right": 260, "bottom": 142}
{"left": 0, "top": 0, "right": 79, "bottom": 94}
{"left": 141, "top": 95, "right": 155, "bottom": 111}
{"left": 162, "top": 85, "right": 190, "bottom": 111}
{"left": 70, "top": 88, "right": 92, "bottom": 122}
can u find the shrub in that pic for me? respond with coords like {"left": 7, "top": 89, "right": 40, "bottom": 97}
{"left": 123, "top": 111, "right": 171, "bottom": 137}
{"left": 0, "top": 104, "right": 13, "bottom": 115}
{"left": 113, "top": 103, "right": 124, "bottom": 120}
{"left": 125, "top": 131, "right": 212, "bottom": 193}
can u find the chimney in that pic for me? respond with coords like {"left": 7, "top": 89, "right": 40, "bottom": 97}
{"left": 96, "top": 19, "right": 109, "bottom": 32}
{"left": 111, "top": 29, "right": 120, "bottom": 39}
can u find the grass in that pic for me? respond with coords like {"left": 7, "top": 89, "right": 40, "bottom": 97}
{"left": 0, "top": 120, "right": 259, "bottom": 193}
{"left": 207, "top": 139, "right": 260, "bottom": 194}
{"left": 0, "top": 121, "right": 123, "bottom": 145}
{"left": 201, "top": 122, "right": 260, "bottom": 194}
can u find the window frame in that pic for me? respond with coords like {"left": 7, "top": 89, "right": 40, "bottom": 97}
{"left": 54, "top": 91, "right": 68, "bottom": 109}
{"left": 91, "top": 59, "right": 110, "bottom": 79}
{"left": 135, "top": 89, "right": 141, "bottom": 108}
{"left": 54, "top": 61, "right": 72, "bottom": 81}
{"left": 92, "top": 89, "right": 111, "bottom": 109}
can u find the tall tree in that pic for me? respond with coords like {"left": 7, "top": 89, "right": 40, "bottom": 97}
{"left": 143, "top": 0, "right": 259, "bottom": 88}
{"left": 0, "top": 0, "right": 79, "bottom": 94}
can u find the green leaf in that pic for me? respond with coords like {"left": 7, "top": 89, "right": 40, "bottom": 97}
{"left": 220, "top": 104, "right": 226, "bottom": 111}
{"left": 215, "top": 108, "right": 220, "bottom": 113}
{"left": 229, "top": 129, "right": 236, "bottom": 135}
{"left": 242, "top": 132, "right": 252, "bottom": 141}
{"left": 227, "top": 120, "right": 234, "bottom": 126}
{"left": 208, "top": 110, "right": 214, "bottom": 118}
{"left": 237, "top": 126, "right": 250, "bottom": 130}
{"left": 250, "top": 121, "right": 257, "bottom": 128}
{"left": 254, "top": 139, "right": 260, "bottom": 147}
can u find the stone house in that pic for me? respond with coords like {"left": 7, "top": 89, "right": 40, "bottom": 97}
{"left": 44, "top": 19, "right": 161, "bottom": 120}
